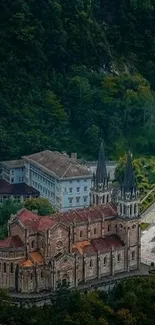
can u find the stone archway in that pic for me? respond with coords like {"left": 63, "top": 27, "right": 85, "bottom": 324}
{"left": 62, "top": 273, "right": 69, "bottom": 286}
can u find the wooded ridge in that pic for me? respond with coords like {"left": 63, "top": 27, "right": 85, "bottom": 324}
{"left": 1, "top": 0, "right": 155, "bottom": 160}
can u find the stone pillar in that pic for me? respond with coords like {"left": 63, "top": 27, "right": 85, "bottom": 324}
{"left": 45, "top": 230, "right": 49, "bottom": 257}
{"left": 138, "top": 224, "right": 141, "bottom": 269}
{"left": 53, "top": 261, "right": 56, "bottom": 290}
{"left": 111, "top": 246, "right": 115, "bottom": 276}
{"left": 21, "top": 272, "right": 24, "bottom": 292}
{"left": 75, "top": 255, "right": 78, "bottom": 287}
{"left": 69, "top": 225, "right": 73, "bottom": 253}
{"left": 83, "top": 254, "right": 87, "bottom": 283}
{"left": 25, "top": 228, "right": 29, "bottom": 256}
{"left": 87, "top": 218, "right": 91, "bottom": 240}
{"left": 101, "top": 216, "right": 104, "bottom": 237}
{"left": 127, "top": 247, "right": 130, "bottom": 272}
{"left": 97, "top": 251, "right": 101, "bottom": 279}
{"left": 6, "top": 263, "right": 9, "bottom": 288}
{"left": 73, "top": 222, "right": 76, "bottom": 242}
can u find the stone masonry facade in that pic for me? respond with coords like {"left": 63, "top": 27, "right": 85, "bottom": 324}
{"left": 0, "top": 204, "right": 140, "bottom": 293}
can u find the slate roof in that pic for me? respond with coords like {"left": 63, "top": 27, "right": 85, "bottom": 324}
{"left": 17, "top": 204, "right": 117, "bottom": 232}
{"left": 0, "top": 180, "right": 39, "bottom": 196}
{"left": 23, "top": 150, "right": 92, "bottom": 179}
{"left": 1, "top": 159, "right": 24, "bottom": 169}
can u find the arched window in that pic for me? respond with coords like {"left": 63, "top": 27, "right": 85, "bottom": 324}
{"left": 108, "top": 225, "right": 111, "bottom": 232}
{"left": 31, "top": 240, "right": 35, "bottom": 248}
{"left": 90, "top": 259, "right": 93, "bottom": 267}
{"left": 107, "top": 195, "right": 109, "bottom": 203}
{"left": 103, "top": 196, "right": 105, "bottom": 203}
{"left": 48, "top": 261, "right": 51, "bottom": 266}
{"left": 132, "top": 224, "right": 136, "bottom": 229}
{"left": 94, "top": 228, "right": 97, "bottom": 235}
{"left": 117, "top": 254, "right": 121, "bottom": 262}
{"left": 132, "top": 251, "right": 135, "bottom": 260}
{"left": 80, "top": 230, "right": 83, "bottom": 238}
{"left": 120, "top": 204, "right": 122, "bottom": 214}
{"left": 104, "top": 256, "right": 107, "bottom": 265}
{"left": 30, "top": 273, "right": 33, "bottom": 280}
{"left": 10, "top": 263, "right": 13, "bottom": 274}
{"left": 41, "top": 271, "right": 43, "bottom": 278}
{"left": 124, "top": 205, "right": 126, "bottom": 215}
{"left": 130, "top": 205, "right": 132, "bottom": 215}
{"left": 4, "top": 263, "right": 6, "bottom": 273}
{"left": 134, "top": 204, "right": 136, "bottom": 214}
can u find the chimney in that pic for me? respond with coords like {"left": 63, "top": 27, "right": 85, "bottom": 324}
{"left": 71, "top": 152, "right": 77, "bottom": 161}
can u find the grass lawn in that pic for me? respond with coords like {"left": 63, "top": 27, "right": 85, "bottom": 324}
{"left": 140, "top": 222, "right": 149, "bottom": 231}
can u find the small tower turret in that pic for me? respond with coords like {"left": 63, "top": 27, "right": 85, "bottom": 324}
{"left": 118, "top": 151, "right": 139, "bottom": 218}
{"left": 91, "top": 142, "right": 111, "bottom": 205}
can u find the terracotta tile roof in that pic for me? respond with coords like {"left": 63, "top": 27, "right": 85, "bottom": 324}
{"left": 1, "top": 159, "right": 24, "bottom": 169}
{"left": 0, "top": 235, "right": 24, "bottom": 248}
{"left": 20, "top": 259, "right": 33, "bottom": 267}
{"left": 50, "top": 203, "right": 117, "bottom": 226}
{"left": 17, "top": 204, "right": 117, "bottom": 233}
{"left": 73, "top": 235, "right": 124, "bottom": 256}
{"left": 38, "top": 216, "right": 57, "bottom": 232}
{"left": 30, "top": 251, "right": 44, "bottom": 265}
{"left": 72, "top": 241, "right": 90, "bottom": 254}
{"left": 23, "top": 150, "right": 91, "bottom": 179}
{"left": 18, "top": 209, "right": 40, "bottom": 232}
{"left": 91, "top": 235, "right": 124, "bottom": 253}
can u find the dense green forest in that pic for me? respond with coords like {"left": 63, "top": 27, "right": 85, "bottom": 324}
{"left": 0, "top": 276, "right": 155, "bottom": 325}
{"left": 1, "top": 0, "right": 155, "bottom": 160}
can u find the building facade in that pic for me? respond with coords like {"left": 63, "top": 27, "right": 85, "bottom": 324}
{"left": 0, "top": 160, "right": 25, "bottom": 184}
{"left": 0, "top": 152, "right": 141, "bottom": 293}
{"left": 23, "top": 151, "right": 92, "bottom": 211}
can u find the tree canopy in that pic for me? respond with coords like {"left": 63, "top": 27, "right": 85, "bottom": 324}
{"left": 1, "top": 0, "right": 155, "bottom": 160}
{"left": 0, "top": 276, "right": 155, "bottom": 325}
{"left": 24, "top": 197, "right": 56, "bottom": 216}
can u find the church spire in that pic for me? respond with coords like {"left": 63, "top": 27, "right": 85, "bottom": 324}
{"left": 118, "top": 151, "right": 139, "bottom": 219}
{"left": 121, "top": 151, "right": 137, "bottom": 199}
{"left": 91, "top": 142, "right": 111, "bottom": 206}
{"left": 95, "top": 142, "right": 108, "bottom": 186}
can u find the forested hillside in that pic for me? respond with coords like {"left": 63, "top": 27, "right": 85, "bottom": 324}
{"left": 1, "top": 0, "right": 155, "bottom": 160}
{"left": 1, "top": 277, "right": 155, "bottom": 325}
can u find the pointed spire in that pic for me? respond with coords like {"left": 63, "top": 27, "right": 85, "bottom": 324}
{"left": 122, "top": 151, "right": 137, "bottom": 195}
{"left": 95, "top": 142, "right": 108, "bottom": 185}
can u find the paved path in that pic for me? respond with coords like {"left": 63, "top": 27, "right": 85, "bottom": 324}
{"left": 141, "top": 203, "right": 155, "bottom": 223}
{"left": 141, "top": 224, "right": 155, "bottom": 265}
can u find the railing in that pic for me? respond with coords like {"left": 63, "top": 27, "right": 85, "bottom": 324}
{"left": 140, "top": 187, "right": 155, "bottom": 203}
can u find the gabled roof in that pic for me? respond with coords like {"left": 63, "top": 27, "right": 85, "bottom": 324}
{"left": 17, "top": 204, "right": 117, "bottom": 232}
{"left": 1, "top": 159, "right": 24, "bottom": 169}
{"left": 23, "top": 150, "right": 91, "bottom": 179}
{"left": 0, "top": 235, "right": 24, "bottom": 248}
{"left": 73, "top": 235, "right": 124, "bottom": 255}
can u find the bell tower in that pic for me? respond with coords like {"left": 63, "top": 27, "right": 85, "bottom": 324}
{"left": 91, "top": 142, "right": 111, "bottom": 205}
{"left": 118, "top": 152, "right": 139, "bottom": 218}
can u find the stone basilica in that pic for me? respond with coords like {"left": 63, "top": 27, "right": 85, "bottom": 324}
{"left": 0, "top": 145, "right": 141, "bottom": 293}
